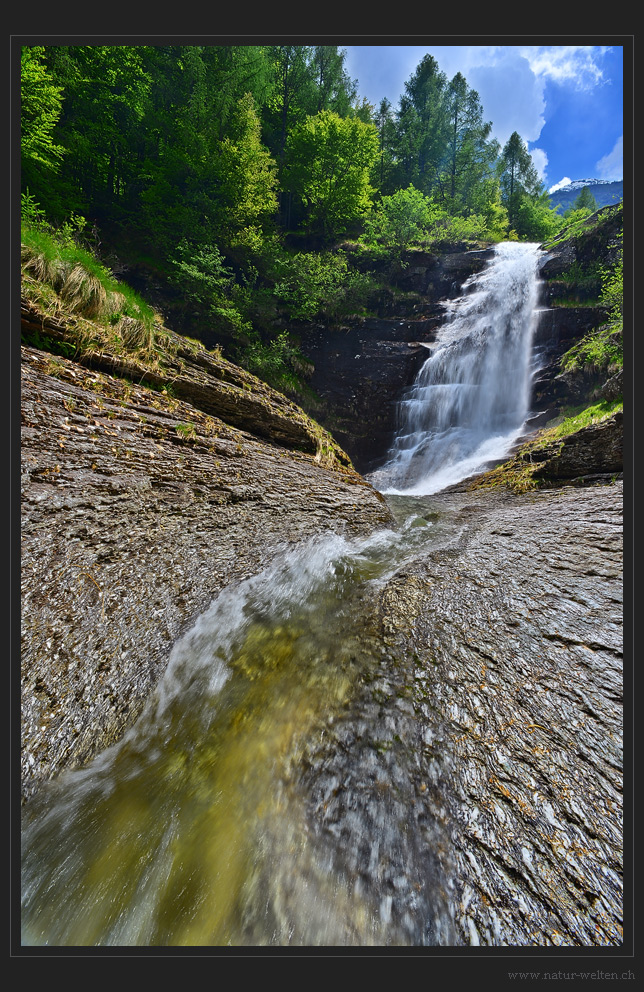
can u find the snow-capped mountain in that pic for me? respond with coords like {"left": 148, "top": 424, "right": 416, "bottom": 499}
{"left": 548, "top": 179, "right": 623, "bottom": 214}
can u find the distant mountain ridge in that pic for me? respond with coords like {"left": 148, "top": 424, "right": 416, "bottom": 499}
{"left": 548, "top": 178, "right": 623, "bottom": 214}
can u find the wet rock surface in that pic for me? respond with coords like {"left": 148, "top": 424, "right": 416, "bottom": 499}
{"left": 297, "top": 482, "right": 623, "bottom": 945}
{"left": 20, "top": 345, "right": 393, "bottom": 803}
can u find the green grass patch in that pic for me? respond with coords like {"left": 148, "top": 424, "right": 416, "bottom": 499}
{"left": 560, "top": 324, "right": 623, "bottom": 373}
{"left": 540, "top": 205, "right": 618, "bottom": 251}
{"left": 21, "top": 220, "right": 158, "bottom": 345}
{"left": 539, "top": 398, "right": 623, "bottom": 441}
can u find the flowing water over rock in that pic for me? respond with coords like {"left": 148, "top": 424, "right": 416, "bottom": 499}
{"left": 20, "top": 240, "right": 622, "bottom": 948}
{"left": 368, "top": 242, "right": 543, "bottom": 495}
{"left": 20, "top": 481, "right": 623, "bottom": 948}
{"left": 21, "top": 509, "right": 467, "bottom": 946}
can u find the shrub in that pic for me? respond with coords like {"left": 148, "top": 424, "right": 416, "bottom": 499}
{"left": 236, "top": 330, "right": 308, "bottom": 394}
{"left": 362, "top": 185, "right": 438, "bottom": 250}
{"left": 170, "top": 240, "right": 252, "bottom": 339}
{"left": 271, "top": 249, "right": 374, "bottom": 321}
{"left": 599, "top": 232, "right": 623, "bottom": 326}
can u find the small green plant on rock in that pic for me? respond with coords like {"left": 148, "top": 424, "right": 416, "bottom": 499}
{"left": 175, "top": 422, "right": 197, "bottom": 440}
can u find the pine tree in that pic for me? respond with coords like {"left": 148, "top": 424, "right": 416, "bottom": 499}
{"left": 439, "top": 72, "right": 497, "bottom": 213}
{"left": 499, "top": 131, "right": 543, "bottom": 233}
{"left": 394, "top": 55, "right": 448, "bottom": 196}
{"left": 574, "top": 186, "right": 598, "bottom": 212}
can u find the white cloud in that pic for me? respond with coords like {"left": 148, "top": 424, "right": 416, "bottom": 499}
{"left": 596, "top": 135, "right": 623, "bottom": 181}
{"left": 466, "top": 52, "right": 546, "bottom": 148}
{"left": 548, "top": 177, "right": 572, "bottom": 194}
{"left": 345, "top": 44, "right": 619, "bottom": 183}
{"left": 430, "top": 45, "right": 614, "bottom": 147}
{"left": 519, "top": 46, "right": 611, "bottom": 90}
{"left": 529, "top": 147, "right": 549, "bottom": 182}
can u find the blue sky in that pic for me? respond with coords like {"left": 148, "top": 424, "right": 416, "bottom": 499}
{"left": 343, "top": 44, "right": 624, "bottom": 192}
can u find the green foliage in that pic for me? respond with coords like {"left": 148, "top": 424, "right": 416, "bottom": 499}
{"left": 362, "top": 184, "right": 510, "bottom": 252}
{"left": 513, "top": 192, "right": 563, "bottom": 242}
{"left": 560, "top": 206, "right": 593, "bottom": 227}
{"left": 237, "top": 329, "right": 305, "bottom": 393}
{"left": 22, "top": 191, "right": 88, "bottom": 249}
{"left": 208, "top": 92, "right": 279, "bottom": 253}
{"left": 271, "top": 249, "right": 375, "bottom": 320}
{"left": 544, "top": 398, "right": 623, "bottom": 438}
{"left": 175, "top": 421, "right": 197, "bottom": 439}
{"left": 21, "top": 191, "right": 49, "bottom": 230}
{"left": 470, "top": 398, "right": 623, "bottom": 493}
{"left": 560, "top": 324, "right": 623, "bottom": 372}
{"left": 170, "top": 241, "right": 252, "bottom": 339}
{"left": 363, "top": 185, "right": 438, "bottom": 250}
{"left": 498, "top": 131, "right": 545, "bottom": 235}
{"left": 428, "top": 210, "right": 507, "bottom": 245}
{"left": 394, "top": 55, "right": 448, "bottom": 197}
{"left": 599, "top": 233, "right": 623, "bottom": 325}
{"left": 465, "top": 178, "right": 509, "bottom": 239}
{"left": 285, "top": 111, "right": 379, "bottom": 238}
{"left": 310, "top": 46, "right": 358, "bottom": 116}
{"left": 22, "top": 42, "right": 610, "bottom": 400}
{"left": 573, "top": 186, "right": 598, "bottom": 212}
{"left": 20, "top": 47, "right": 65, "bottom": 181}
{"left": 21, "top": 217, "right": 156, "bottom": 337}
{"left": 440, "top": 72, "right": 499, "bottom": 215}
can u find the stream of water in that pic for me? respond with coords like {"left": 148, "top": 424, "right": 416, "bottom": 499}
{"left": 21, "top": 501, "right": 465, "bottom": 946}
{"left": 21, "top": 242, "right": 544, "bottom": 947}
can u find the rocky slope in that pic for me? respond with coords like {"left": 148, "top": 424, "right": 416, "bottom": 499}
{"left": 294, "top": 480, "right": 623, "bottom": 945}
{"left": 20, "top": 301, "right": 393, "bottom": 803}
{"left": 19, "top": 252, "right": 624, "bottom": 946}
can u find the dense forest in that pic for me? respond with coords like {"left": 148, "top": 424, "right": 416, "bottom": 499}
{"left": 20, "top": 43, "right": 614, "bottom": 393}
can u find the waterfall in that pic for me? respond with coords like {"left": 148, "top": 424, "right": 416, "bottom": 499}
{"left": 368, "top": 242, "right": 543, "bottom": 495}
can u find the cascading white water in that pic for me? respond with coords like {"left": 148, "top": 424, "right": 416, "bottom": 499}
{"left": 368, "top": 242, "right": 543, "bottom": 496}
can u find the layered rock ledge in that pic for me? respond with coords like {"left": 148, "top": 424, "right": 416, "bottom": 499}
{"left": 20, "top": 343, "right": 393, "bottom": 803}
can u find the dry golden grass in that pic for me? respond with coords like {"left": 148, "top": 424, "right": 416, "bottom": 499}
{"left": 59, "top": 263, "right": 109, "bottom": 318}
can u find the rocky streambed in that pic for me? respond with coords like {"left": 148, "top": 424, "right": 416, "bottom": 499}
{"left": 20, "top": 338, "right": 623, "bottom": 947}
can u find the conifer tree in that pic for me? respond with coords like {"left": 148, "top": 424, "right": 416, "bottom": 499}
{"left": 498, "top": 131, "right": 543, "bottom": 233}
{"left": 20, "top": 46, "right": 65, "bottom": 195}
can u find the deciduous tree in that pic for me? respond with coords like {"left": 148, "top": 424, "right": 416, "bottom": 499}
{"left": 284, "top": 110, "right": 379, "bottom": 240}
{"left": 20, "top": 46, "right": 65, "bottom": 193}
